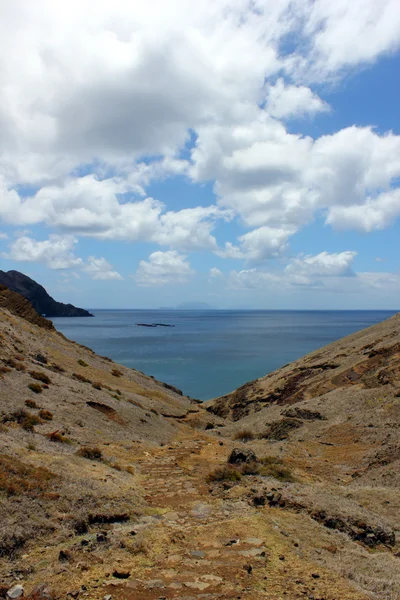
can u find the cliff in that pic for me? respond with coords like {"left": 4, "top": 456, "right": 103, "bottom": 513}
{"left": 0, "top": 284, "right": 55, "bottom": 330}
{"left": 0, "top": 270, "right": 93, "bottom": 317}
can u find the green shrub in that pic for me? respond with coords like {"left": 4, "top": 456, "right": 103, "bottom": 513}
{"left": 77, "top": 359, "right": 88, "bottom": 367}
{"left": 29, "top": 370, "right": 51, "bottom": 384}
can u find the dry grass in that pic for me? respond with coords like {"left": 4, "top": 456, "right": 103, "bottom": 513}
{"left": 0, "top": 454, "right": 55, "bottom": 497}
{"left": 233, "top": 429, "right": 255, "bottom": 442}
{"left": 38, "top": 409, "right": 53, "bottom": 421}
{"left": 77, "top": 359, "right": 88, "bottom": 367}
{"left": 111, "top": 368, "right": 123, "bottom": 377}
{"left": 73, "top": 372, "right": 91, "bottom": 384}
{"left": 206, "top": 465, "right": 242, "bottom": 482}
{"left": 46, "top": 431, "right": 72, "bottom": 444}
{"left": 76, "top": 446, "right": 103, "bottom": 461}
{"left": 2, "top": 409, "right": 42, "bottom": 431}
{"left": 28, "top": 383, "right": 43, "bottom": 394}
{"left": 29, "top": 370, "right": 51, "bottom": 385}
{"left": 25, "top": 399, "right": 40, "bottom": 409}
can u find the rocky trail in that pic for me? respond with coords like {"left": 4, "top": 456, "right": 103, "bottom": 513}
{"left": 101, "top": 432, "right": 367, "bottom": 600}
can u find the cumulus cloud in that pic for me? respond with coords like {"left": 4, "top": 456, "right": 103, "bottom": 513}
{"left": 218, "top": 226, "right": 294, "bottom": 260}
{"left": 3, "top": 234, "right": 122, "bottom": 280}
{"left": 136, "top": 251, "right": 193, "bottom": 286}
{"left": 192, "top": 121, "right": 400, "bottom": 251}
{"left": 0, "top": 0, "right": 399, "bottom": 274}
{"left": 231, "top": 250, "right": 357, "bottom": 289}
{"left": 83, "top": 257, "right": 123, "bottom": 281}
{"left": 228, "top": 250, "right": 400, "bottom": 295}
{"left": 265, "top": 78, "right": 330, "bottom": 119}
{"left": 210, "top": 267, "right": 223, "bottom": 277}
{"left": 3, "top": 235, "right": 83, "bottom": 270}
{"left": 285, "top": 251, "right": 357, "bottom": 279}
{"left": 326, "top": 189, "right": 400, "bottom": 232}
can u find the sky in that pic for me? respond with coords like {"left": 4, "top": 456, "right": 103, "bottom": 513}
{"left": 0, "top": 0, "right": 400, "bottom": 310}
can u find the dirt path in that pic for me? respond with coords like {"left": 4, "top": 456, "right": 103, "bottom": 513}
{"left": 101, "top": 432, "right": 367, "bottom": 600}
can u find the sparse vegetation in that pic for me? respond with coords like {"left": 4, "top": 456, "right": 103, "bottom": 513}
{"left": 111, "top": 368, "right": 123, "bottom": 377}
{"left": 206, "top": 465, "right": 242, "bottom": 482}
{"left": 258, "top": 456, "right": 295, "bottom": 482}
{"left": 233, "top": 429, "right": 255, "bottom": 442}
{"left": 0, "top": 454, "right": 55, "bottom": 497}
{"left": 92, "top": 381, "right": 102, "bottom": 390}
{"left": 38, "top": 409, "right": 53, "bottom": 421}
{"left": 73, "top": 372, "right": 91, "bottom": 384}
{"left": 77, "top": 359, "right": 88, "bottom": 367}
{"left": 2, "top": 409, "right": 42, "bottom": 431}
{"left": 25, "top": 399, "right": 40, "bottom": 409}
{"left": 76, "top": 446, "right": 103, "bottom": 461}
{"left": 28, "top": 383, "right": 43, "bottom": 394}
{"left": 29, "top": 370, "right": 51, "bottom": 384}
{"left": 207, "top": 455, "right": 294, "bottom": 484}
{"left": 46, "top": 431, "right": 72, "bottom": 444}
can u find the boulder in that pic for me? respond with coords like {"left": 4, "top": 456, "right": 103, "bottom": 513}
{"left": 228, "top": 448, "right": 257, "bottom": 465}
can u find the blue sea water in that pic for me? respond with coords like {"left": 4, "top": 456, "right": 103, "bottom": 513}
{"left": 51, "top": 310, "right": 397, "bottom": 401}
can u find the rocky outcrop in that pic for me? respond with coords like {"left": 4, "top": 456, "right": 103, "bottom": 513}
{"left": 0, "top": 285, "right": 54, "bottom": 330}
{"left": 0, "top": 270, "right": 93, "bottom": 318}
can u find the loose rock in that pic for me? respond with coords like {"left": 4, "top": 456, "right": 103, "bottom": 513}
{"left": 7, "top": 585, "right": 24, "bottom": 599}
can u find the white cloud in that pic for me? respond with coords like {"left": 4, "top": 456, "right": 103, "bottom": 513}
{"left": 210, "top": 267, "right": 223, "bottom": 277}
{"left": 229, "top": 250, "right": 400, "bottom": 295}
{"left": 218, "top": 225, "right": 295, "bottom": 260}
{"left": 0, "top": 232, "right": 8, "bottom": 240}
{"left": 326, "top": 189, "right": 400, "bottom": 232}
{"left": 3, "top": 235, "right": 83, "bottom": 269}
{"left": 3, "top": 234, "right": 122, "bottom": 280}
{"left": 265, "top": 78, "right": 329, "bottom": 119}
{"left": 0, "top": 0, "right": 399, "bottom": 272}
{"left": 83, "top": 257, "right": 123, "bottom": 281}
{"left": 285, "top": 251, "right": 357, "bottom": 280}
{"left": 136, "top": 250, "right": 193, "bottom": 286}
{"left": 192, "top": 121, "right": 400, "bottom": 252}
{"left": 301, "top": 0, "right": 400, "bottom": 80}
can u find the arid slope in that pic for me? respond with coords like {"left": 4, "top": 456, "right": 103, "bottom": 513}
{"left": 1, "top": 297, "right": 399, "bottom": 600}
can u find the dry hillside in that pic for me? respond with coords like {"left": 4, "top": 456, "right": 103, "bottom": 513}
{"left": 0, "top": 291, "right": 399, "bottom": 600}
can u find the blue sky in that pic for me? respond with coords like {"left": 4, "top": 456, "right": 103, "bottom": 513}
{"left": 0, "top": 0, "right": 400, "bottom": 309}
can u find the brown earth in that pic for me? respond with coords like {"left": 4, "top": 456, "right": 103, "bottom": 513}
{"left": 0, "top": 292, "right": 399, "bottom": 599}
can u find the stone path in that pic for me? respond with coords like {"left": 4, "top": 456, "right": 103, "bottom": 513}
{"left": 103, "top": 436, "right": 270, "bottom": 599}
{"left": 102, "top": 435, "right": 368, "bottom": 600}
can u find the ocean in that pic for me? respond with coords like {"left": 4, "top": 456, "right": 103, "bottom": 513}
{"left": 51, "top": 310, "right": 397, "bottom": 401}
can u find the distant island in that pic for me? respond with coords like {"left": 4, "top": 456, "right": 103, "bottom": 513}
{"left": 0, "top": 270, "right": 93, "bottom": 318}
{"left": 159, "top": 302, "right": 214, "bottom": 310}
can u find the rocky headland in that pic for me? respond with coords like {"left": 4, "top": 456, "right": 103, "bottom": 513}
{"left": 0, "top": 271, "right": 93, "bottom": 318}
